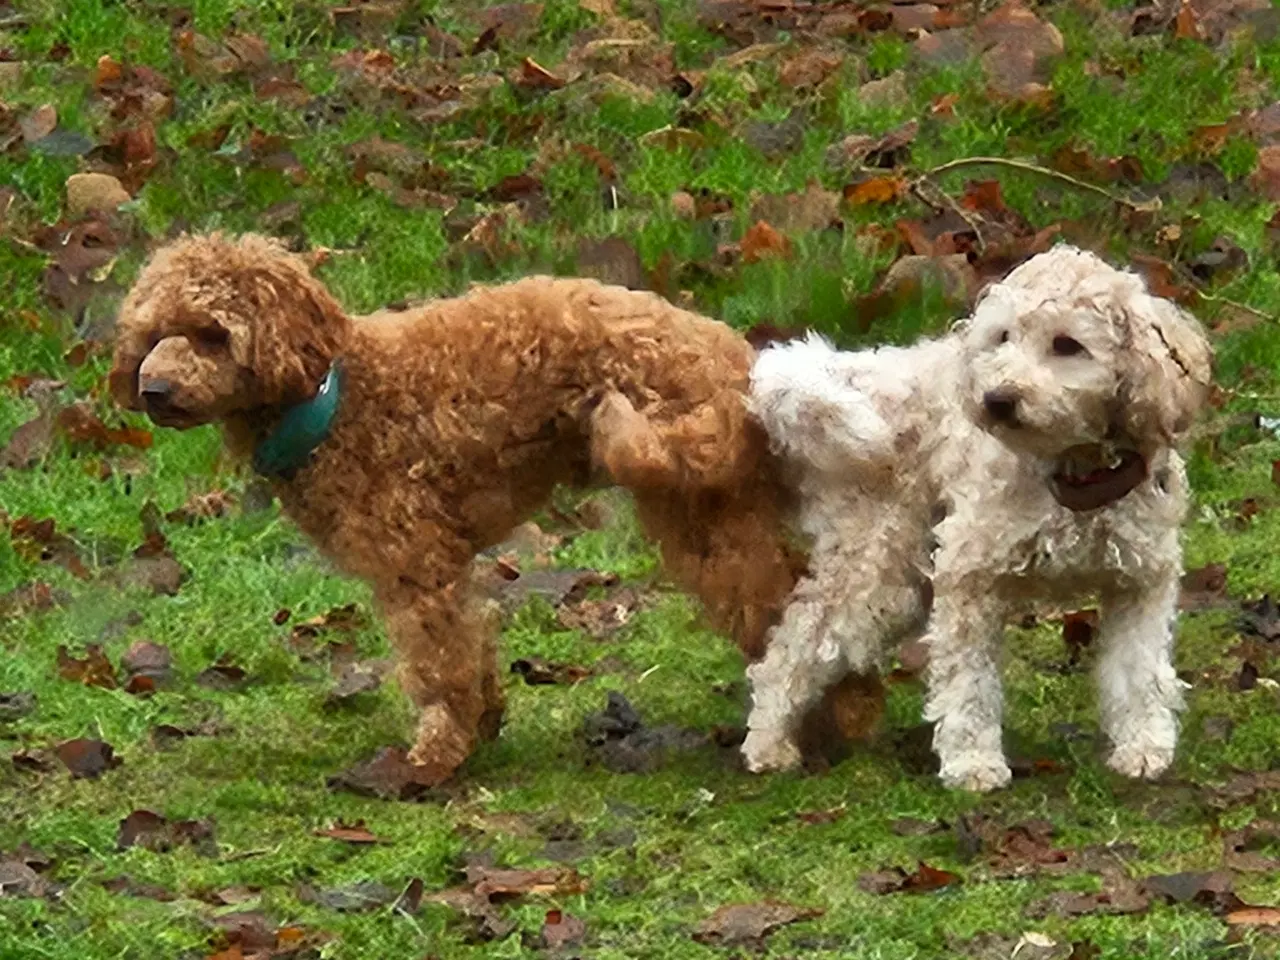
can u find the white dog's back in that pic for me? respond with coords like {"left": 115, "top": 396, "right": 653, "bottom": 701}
{"left": 749, "top": 332, "right": 957, "bottom": 481}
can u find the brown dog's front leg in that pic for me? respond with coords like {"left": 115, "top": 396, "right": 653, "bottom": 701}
{"left": 378, "top": 576, "right": 504, "bottom": 784}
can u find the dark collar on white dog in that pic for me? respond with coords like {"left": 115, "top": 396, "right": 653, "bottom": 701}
{"left": 252, "top": 361, "right": 343, "bottom": 479}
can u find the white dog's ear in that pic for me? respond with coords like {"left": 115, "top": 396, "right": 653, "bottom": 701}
{"left": 1116, "top": 293, "right": 1213, "bottom": 446}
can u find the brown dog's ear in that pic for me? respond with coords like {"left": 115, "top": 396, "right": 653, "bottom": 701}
{"left": 1117, "top": 292, "right": 1214, "bottom": 447}
{"left": 109, "top": 274, "right": 160, "bottom": 411}
{"left": 230, "top": 238, "right": 352, "bottom": 408}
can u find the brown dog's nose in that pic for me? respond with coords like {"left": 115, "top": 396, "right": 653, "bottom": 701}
{"left": 139, "top": 378, "right": 172, "bottom": 400}
{"left": 983, "top": 390, "right": 1019, "bottom": 424}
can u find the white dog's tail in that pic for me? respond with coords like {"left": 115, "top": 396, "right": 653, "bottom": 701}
{"left": 750, "top": 333, "right": 897, "bottom": 475}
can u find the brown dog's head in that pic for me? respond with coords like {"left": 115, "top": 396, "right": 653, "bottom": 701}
{"left": 110, "top": 233, "right": 351, "bottom": 429}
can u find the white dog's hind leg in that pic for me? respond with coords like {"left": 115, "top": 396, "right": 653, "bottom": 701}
{"left": 924, "top": 588, "right": 1011, "bottom": 792}
{"left": 743, "top": 537, "right": 923, "bottom": 773}
{"left": 741, "top": 585, "right": 849, "bottom": 773}
{"left": 1097, "top": 574, "right": 1185, "bottom": 780}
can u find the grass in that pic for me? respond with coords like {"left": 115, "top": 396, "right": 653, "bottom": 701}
{"left": 3, "top": 0, "right": 1280, "bottom": 957}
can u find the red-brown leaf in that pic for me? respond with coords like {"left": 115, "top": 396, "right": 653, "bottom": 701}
{"left": 740, "top": 221, "right": 790, "bottom": 263}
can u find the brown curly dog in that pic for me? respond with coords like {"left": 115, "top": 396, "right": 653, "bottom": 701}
{"left": 109, "top": 232, "right": 878, "bottom": 783}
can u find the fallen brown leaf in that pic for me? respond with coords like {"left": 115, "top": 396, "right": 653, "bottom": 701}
{"left": 196, "top": 655, "right": 248, "bottom": 690}
{"left": 1175, "top": 0, "right": 1204, "bottom": 36}
{"left": 1061, "top": 609, "right": 1097, "bottom": 666}
{"left": 826, "top": 121, "right": 918, "bottom": 170}
{"left": 541, "top": 908, "right": 587, "bottom": 949}
{"left": 858, "top": 861, "right": 960, "bottom": 894}
{"left": 693, "top": 901, "right": 823, "bottom": 945}
{"left": 118, "top": 809, "right": 217, "bottom": 853}
{"left": 575, "top": 236, "right": 649, "bottom": 290}
{"left": 0, "top": 410, "right": 55, "bottom": 470}
{"left": 974, "top": 0, "right": 1063, "bottom": 104}
{"left": 314, "top": 820, "right": 381, "bottom": 844}
{"left": 796, "top": 807, "right": 846, "bottom": 826}
{"left": 325, "top": 659, "right": 387, "bottom": 705}
{"left": 19, "top": 103, "right": 56, "bottom": 143}
{"left": 57, "top": 644, "right": 118, "bottom": 689}
{"left": 1224, "top": 821, "right": 1280, "bottom": 872}
{"left": 740, "top": 220, "right": 790, "bottom": 263}
{"left": 750, "top": 182, "right": 841, "bottom": 234}
{"left": 1180, "top": 562, "right": 1228, "bottom": 610}
{"left": 0, "top": 691, "right": 36, "bottom": 721}
{"left": 1226, "top": 906, "right": 1280, "bottom": 926}
{"left": 56, "top": 738, "right": 119, "bottom": 778}
{"left": 1252, "top": 145, "right": 1280, "bottom": 200}
{"left": 517, "top": 56, "right": 565, "bottom": 91}
{"left": 466, "top": 863, "right": 587, "bottom": 900}
{"left": 556, "top": 587, "right": 644, "bottom": 638}
{"left": 56, "top": 403, "right": 152, "bottom": 451}
{"left": 327, "top": 746, "right": 452, "bottom": 800}
{"left": 0, "top": 857, "right": 57, "bottom": 900}
{"left": 510, "top": 657, "right": 591, "bottom": 686}
{"left": 1143, "top": 870, "right": 1239, "bottom": 909}
{"left": 11, "top": 516, "right": 91, "bottom": 580}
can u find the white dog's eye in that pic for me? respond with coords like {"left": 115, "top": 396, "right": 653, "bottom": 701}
{"left": 995, "top": 331, "right": 1009, "bottom": 346}
{"left": 1052, "top": 335, "right": 1086, "bottom": 357}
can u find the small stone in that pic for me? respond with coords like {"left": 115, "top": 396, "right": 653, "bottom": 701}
{"left": 65, "top": 173, "right": 131, "bottom": 216}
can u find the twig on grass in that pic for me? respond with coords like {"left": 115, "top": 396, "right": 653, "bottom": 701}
{"left": 914, "top": 156, "right": 1162, "bottom": 215}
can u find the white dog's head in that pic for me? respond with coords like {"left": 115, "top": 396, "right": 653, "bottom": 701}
{"left": 958, "top": 245, "right": 1213, "bottom": 510}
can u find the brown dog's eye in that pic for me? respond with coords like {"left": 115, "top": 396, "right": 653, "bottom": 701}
{"left": 1052, "top": 335, "right": 1085, "bottom": 357}
{"left": 191, "top": 326, "right": 229, "bottom": 347}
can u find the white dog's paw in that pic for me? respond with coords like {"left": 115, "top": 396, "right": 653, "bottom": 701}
{"left": 938, "top": 755, "right": 1012, "bottom": 793}
{"left": 741, "top": 729, "right": 802, "bottom": 774}
{"left": 1107, "top": 742, "right": 1174, "bottom": 780}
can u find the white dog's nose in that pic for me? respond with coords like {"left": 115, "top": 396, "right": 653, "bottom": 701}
{"left": 982, "top": 390, "right": 1019, "bottom": 424}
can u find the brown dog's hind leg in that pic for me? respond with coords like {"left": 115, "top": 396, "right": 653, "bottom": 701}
{"left": 590, "top": 392, "right": 681, "bottom": 489}
{"left": 378, "top": 574, "right": 500, "bottom": 782}
{"left": 591, "top": 389, "right": 760, "bottom": 492}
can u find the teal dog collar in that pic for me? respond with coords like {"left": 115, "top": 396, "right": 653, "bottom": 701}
{"left": 252, "top": 362, "right": 343, "bottom": 478}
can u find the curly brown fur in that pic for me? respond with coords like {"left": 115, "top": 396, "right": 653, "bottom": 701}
{"left": 110, "top": 232, "right": 867, "bottom": 781}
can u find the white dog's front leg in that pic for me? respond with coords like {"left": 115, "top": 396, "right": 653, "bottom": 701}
{"left": 924, "top": 589, "right": 1010, "bottom": 792}
{"left": 1097, "top": 574, "right": 1185, "bottom": 780}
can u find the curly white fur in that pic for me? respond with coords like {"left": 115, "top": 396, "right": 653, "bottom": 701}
{"left": 743, "top": 245, "right": 1214, "bottom": 791}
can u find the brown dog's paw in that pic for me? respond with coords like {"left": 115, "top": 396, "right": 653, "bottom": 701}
{"left": 408, "top": 703, "right": 475, "bottom": 779}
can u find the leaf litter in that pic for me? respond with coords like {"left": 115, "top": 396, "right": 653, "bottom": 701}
{"left": 693, "top": 901, "right": 823, "bottom": 946}
{"left": 118, "top": 809, "right": 217, "bottom": 854}
{"left": 580, "top": 691, "right": 712, "bottom": 773}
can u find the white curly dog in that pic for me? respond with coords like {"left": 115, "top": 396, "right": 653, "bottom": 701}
{"left": 742, "top": 245, "right": 1214, "bottom": 791}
